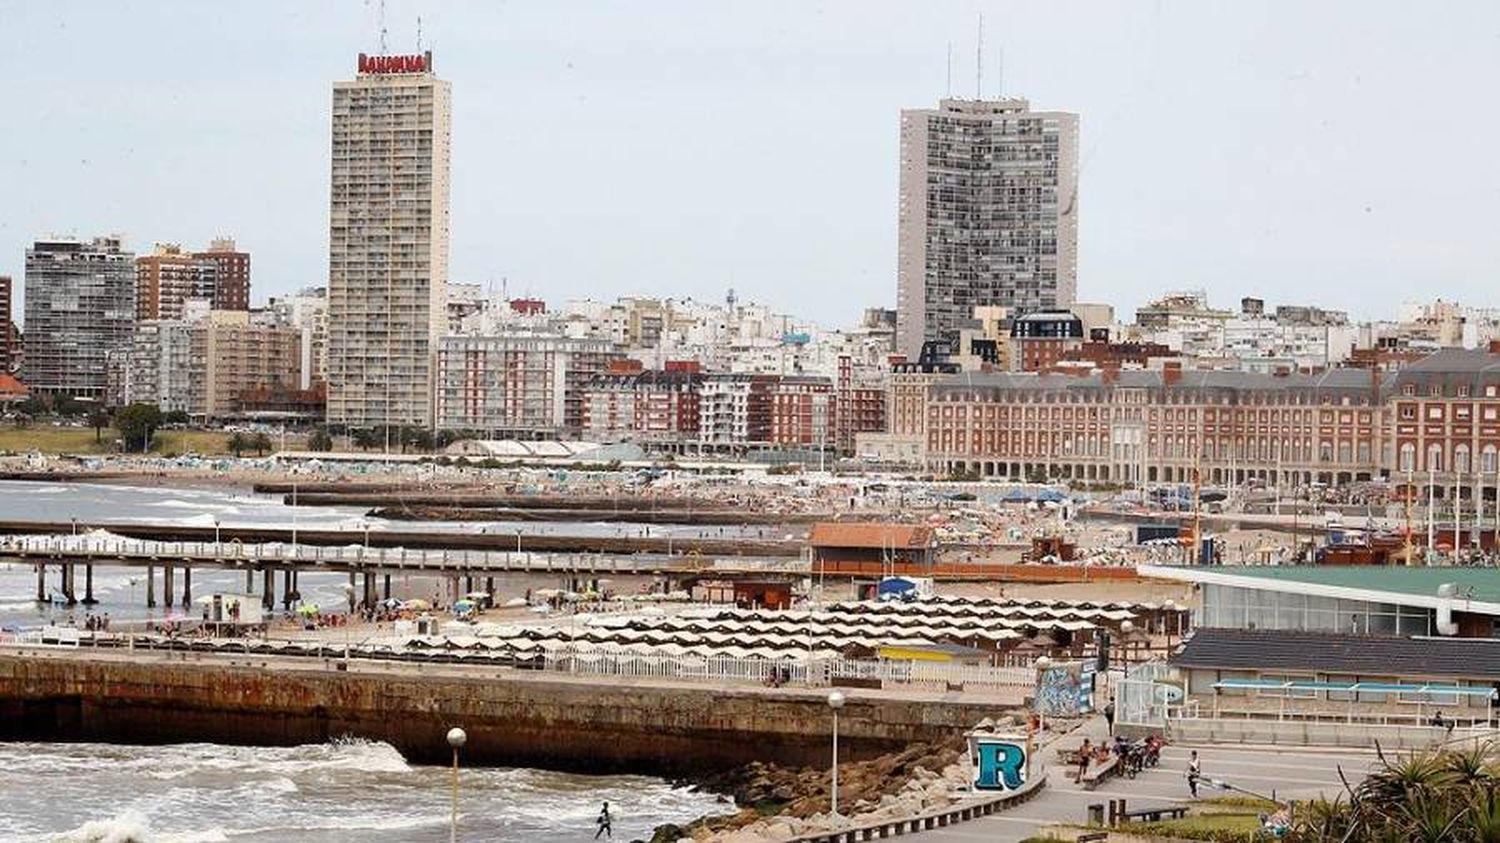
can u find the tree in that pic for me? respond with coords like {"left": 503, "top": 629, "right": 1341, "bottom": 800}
{"left": 162, "top": 410, "right": 191, "bottom": 426}
{"left": 87, "top": 409, "right": 111, "bottom": 444}
{"left": 113, "top": 403, "right": 162, "bottom": 452}
{"left": 351, "top": 428, "right": 379, "bottom": 451}
{"left": 307, "top": 428, "right": 334, "bottom": 452}
{"left": 227, "top": 432, "right": 248, "bottom": 458}
{"left": 251, "top": 432, "right": 273, "bottom": 456}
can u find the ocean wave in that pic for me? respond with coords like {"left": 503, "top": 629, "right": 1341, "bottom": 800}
{"left": 50, "top": 811, "right": 151, "bottom": 843}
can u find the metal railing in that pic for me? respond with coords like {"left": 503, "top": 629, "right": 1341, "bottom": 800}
{"left": 0, "top": 535, "right": 810, "bottom": 574}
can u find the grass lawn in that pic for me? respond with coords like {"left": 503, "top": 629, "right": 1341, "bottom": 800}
{"left": 0, "top": 425, "right": 236, "bottom": 457}
{"left": 1121, "top": 809, "right": 1269, "bottom": 841}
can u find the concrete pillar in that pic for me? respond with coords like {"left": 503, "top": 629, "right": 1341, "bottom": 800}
{"left": 62, "top": 564, "right": 76, "bottom": 605}
{"left": 347, "top": 571, "right": 357, "bottom": 612}
{"left": 383, "top": 573, "right": 392, "bottom": 601}
{"left": 290, "top": 570, "right": 300, "bottom": 602}
{"left": 485, "top": 576, "right": 494, "bottom": 599}
{"left": 83, "top": 564, "right": 95, "bottom": 605}
{"left": 163, "top": 565, "right": 175, "bottom": 608}
{"left": 245, "top": 569, "right": 255, "bottom": 592}
{"left": 35, "top": 563, "right": 45, "bottom": 602}
{"left": 146, "top": 564, "right": 156, "bottom": 608}
{"left": 181, "top": 567, "right": 192, "bottom": 606}
{"left": 282, "top": 570, "right": 293, "bottom": 610}
{"left": 262, "top": 568, "right": 275, "bottom": 610}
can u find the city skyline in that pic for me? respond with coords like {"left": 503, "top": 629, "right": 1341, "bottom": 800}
{"left": 3, "top": 1, "right": 1500, "bottom": 329}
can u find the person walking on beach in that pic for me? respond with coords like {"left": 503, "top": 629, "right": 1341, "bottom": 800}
{"left": 1186, "top": 750, "right": 1202, "bottom": 797}
{"left": 1103, "top": 696, "right": 1116, "bottom": 734}
{"left": 594, "top": 801, "right": 612, "bottom": 839}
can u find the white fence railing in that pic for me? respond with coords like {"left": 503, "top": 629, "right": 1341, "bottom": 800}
{"left": 540, "top": 647, "right": 1033, "bottom": 690}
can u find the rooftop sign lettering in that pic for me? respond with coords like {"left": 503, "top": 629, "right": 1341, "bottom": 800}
{"left": 358, "top": 52, "right": 432, "bottom": 75}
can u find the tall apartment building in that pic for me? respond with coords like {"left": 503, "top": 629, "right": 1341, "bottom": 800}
{"left": 896, "top": 98, "right": 1079, "bottom": 358}
{"left": 0, "top": 276, "right": 17, "bottom": 373}
{"left": 23, "top": 236, "right": 136, "bottom": 399}
{"left": 327, "top": 51, "right": 451, "bottom": 429}
{"left": 136, "top": 244, "right": 217, "bottom": 320}
{"left": 434, "top": 334, "right": 620, "bottom": 437}
{"left": 194, "top": 237, "right": 251, "bottom": 310}
{"left": 125, "top": 308, "right": 302, "bottom": 419}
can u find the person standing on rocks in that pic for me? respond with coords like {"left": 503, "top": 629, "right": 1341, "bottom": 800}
{"left": 595, "top": 801, "right": 612, "bottom": 839}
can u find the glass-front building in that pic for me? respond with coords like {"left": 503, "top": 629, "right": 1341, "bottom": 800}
{"left": 1199, "top": 583, "right": 1435, "bottom": 637}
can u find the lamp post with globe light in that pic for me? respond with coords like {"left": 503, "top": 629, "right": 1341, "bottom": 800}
{"left": 447, "top": 726, "right": 467, "bottom": 843}
{"left": 827, "top": 691, "right": 845, "bottom": 816}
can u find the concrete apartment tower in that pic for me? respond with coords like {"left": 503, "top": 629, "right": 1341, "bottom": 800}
{"left": 23, "top": 236, "right": 136, "bottom": 400}
{"left": 895, "top": 97, "right": 1079, "bottom": 358}
{"left": 327, "top": 51, "right": 451, "bottom": 430}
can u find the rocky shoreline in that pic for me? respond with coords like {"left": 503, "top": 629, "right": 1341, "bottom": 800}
{"left": 651, "top": 715, "right": 1062, "bottom": 843}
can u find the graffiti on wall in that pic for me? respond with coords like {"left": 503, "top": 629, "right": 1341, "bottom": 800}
{"left": 1035, "top": 662, "right": 1088, "bottom": 717}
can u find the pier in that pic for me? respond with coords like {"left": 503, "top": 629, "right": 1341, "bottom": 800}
{"left": 1, "top": 533, "right": 806, "bottom": 608}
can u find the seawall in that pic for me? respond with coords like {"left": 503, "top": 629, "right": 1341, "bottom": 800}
{"left": 0, "top": 650, "right": 1013, "bottom": 776}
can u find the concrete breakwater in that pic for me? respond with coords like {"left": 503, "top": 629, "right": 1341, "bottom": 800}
{"left": 0, "top": 519, "right": 804, "bottom": 558}
{"left": 275, "top": 490, "right": 793, "bottom": 512}
{"left": 368, "top": 505, "right": 806, "bottom": 525}
{"left": 0, "top": 650, "right": 1011, "bottom": 776}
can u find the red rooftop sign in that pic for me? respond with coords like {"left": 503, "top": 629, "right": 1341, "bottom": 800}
{"left": 358, "top": 51, "right": 432, "bottom": 75}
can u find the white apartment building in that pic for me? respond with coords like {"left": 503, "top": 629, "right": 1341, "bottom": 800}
{"left": 326, "top": 51, "right": 451, "bottom": 429}
{"left": 896, "top": 97, "right": 1080, "bottom": 357}
{"left": 434, "top": 334, "right": 621, "bottom": 436}
{"left": 268, "top": 287, "right": 328, "bottom": 390}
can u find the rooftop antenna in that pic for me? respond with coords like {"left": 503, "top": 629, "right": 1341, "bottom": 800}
{"left": 379, "top": 0, "right": 388, "bottom": 55}
{"left": 975, "top": 12, "right": 984, "bottom": 100}
{"left": 416, "top": 15, "right": 423, "bottom": 52}
{"left": 946, "top": 42, "right": 953, "bottom": 98}
{"left": 997, "top": 44, "right": 1004, "bottom": 98}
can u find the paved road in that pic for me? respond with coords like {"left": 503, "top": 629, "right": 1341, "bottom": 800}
{"left": 922, "top": 739, "right": 1380, "bottom": 842}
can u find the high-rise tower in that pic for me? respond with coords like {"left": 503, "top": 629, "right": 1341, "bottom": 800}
{"left": 326, "top": 51, "right": 451, "bottom": 429}
{"left": 896, "top": 97, "right": 1079, "bottom": 358}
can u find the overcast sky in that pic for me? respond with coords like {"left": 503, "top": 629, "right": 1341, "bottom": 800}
{"left": 3, "top": 0, "right": 1499, "bottom": 328}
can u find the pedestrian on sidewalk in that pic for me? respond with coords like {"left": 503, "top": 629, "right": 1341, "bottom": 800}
{"left": 1187, "top": 750, "right": 1202, "bottom": 797}
{"left": 1103, "top": 696, "right": 1116, "bottom": 734}
{"left": 1076, "top": 738, "right": 1092, "bottom": 781}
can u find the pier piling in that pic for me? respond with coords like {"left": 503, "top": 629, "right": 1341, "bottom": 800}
{"left": 83, "top": 564, "right": 95, "bottom": 605}
{"left": 245, "top": 569, "right": 254, "bottom": 592}
{"left": 181, "top": 567, "right": 191, "bottom": 606}
{"left": 146, "top": 565, "right": 156, "bottom": 608}
{"left": 262, "top": 569, "right": 274, "bottom": 610}
{"left": 35, "top": 563, "right": 44, "bottom": 602}
{"left": 62, "top": 563, "right": 76, "bottom": 606}
{"left": 383, "top": 574, "right": 392, "bottom": 601}
{"left": 163, "top": 565, "right": 175, "bottom": 608}
{"left": 282, "top": 570, "right": 293, "bottom": 610}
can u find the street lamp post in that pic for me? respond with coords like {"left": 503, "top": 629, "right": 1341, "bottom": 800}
{"left": 214, "top": 518, "right": 221, "bottom": 549}
{"left": 447, "top": 726, "right": 467, "bottom": 843}
{"left": 827, "top": 691, "right": 845, "bottom": 816}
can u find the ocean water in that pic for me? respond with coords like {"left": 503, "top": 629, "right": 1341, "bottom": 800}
{"left": 0, "top": 739, "right": 726, "bottom": 842}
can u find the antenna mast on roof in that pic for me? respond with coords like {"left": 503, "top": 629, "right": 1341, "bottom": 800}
{"left": 946, "top": 42, "right": 953, "bottom": 97}
{"left": 416, "top": 15, "right": 423, "bottom": 52}
{"left": 975, "top": 13, "right": 984, "bottom": 100}
{"left": 998, "top": 44, "right": 1004, "bottom": 98}
{"left": 379, "top": 0, "right": 388, "bottom": 55}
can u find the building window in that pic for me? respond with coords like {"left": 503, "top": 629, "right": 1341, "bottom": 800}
{"left": 1427, "top": 443, "right": 1443, "bottom": 472}
{"left": 1400, "top": 443, "right": 1416, "bottom": 473}
{"left": 1485, "top": 445, "right": 1499, "bottom": 474}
